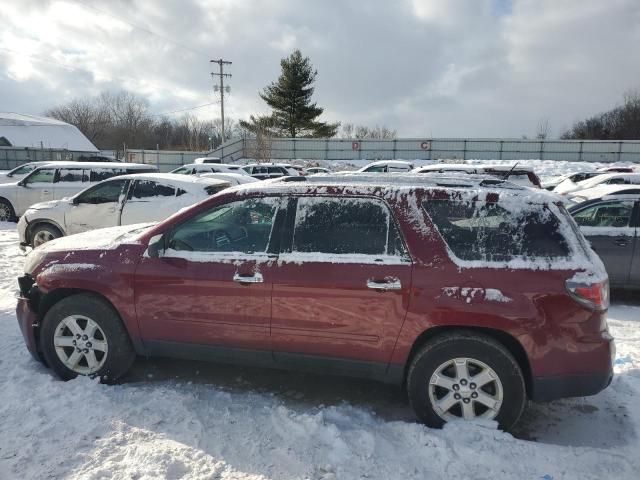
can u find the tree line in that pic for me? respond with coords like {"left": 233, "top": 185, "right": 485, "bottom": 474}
{"left": 45, "top": 50, "right": 396, "bottom": 152}
{"left": 45, "top": 91, "right": 239, "bottom": 152}
{"left": 561, "top": 91, "right": 640, "bottom": 140}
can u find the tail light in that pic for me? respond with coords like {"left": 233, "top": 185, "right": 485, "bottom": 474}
{"left": 566, "top": 279, "right": 609, "bottom": 311}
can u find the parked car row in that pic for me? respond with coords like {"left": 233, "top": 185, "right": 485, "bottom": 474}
{"left": 0, "top": 162, "right": 157, "bottom": 222}
{"left": 16, "top": 172, "right": 615, "bottom": 432}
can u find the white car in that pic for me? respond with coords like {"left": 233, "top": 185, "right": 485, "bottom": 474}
{"left": 554, "top": 172, "right": 640, "bottom": 195}
{"left": 565, "top": 183, "right": 640, "bottom": 205}
{"left": 0, "top": 161, "right": 66, "bottom": 185}
{"left": 242, "top": 163, "right": 301, "bottom": 180}
{"left": 193, "top": 156, "right": 222, "bottom": 164}
{"left": 541, "top": 171, "right": 600, "bottom": 191}
{"left": 18, "top": 173, "right": 230, "bottom": 248}
{"left": 305, "top": 167, "right": 331, "bottom": 175}
{"left": 170, "top": 163, "right": 248, "bottom": 176}
{"left": 356, "top": 160, "right": 414, "bottom": 173}
{"left": 412, "top": 163, "right": 542, "bottom": 188}
{"left": 0, "top": 161, "right": 156, "bottom": 222}
{"left": 199, "top": 172, "right": 259, "bottom": 185}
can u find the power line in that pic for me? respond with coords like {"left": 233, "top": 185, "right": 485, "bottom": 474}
{"left": 153, "top": 102, "right": 219, "bottom": 117}
{"left": 69, "top": 0, "right": 208, "bottom": 57}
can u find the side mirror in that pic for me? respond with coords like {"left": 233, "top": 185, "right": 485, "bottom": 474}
{"left": 17, "top": 180, "right": 25, "bottom": 187}
{"left": 72, "top": 197, "right": 80, "bottom": 205}
{"left": 146, "top": 234, "right": 165, "bottom": 258}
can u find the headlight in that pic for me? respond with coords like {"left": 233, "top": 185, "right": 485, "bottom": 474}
{"left": 24, "top": 248, "right": 47, "bottom": 274}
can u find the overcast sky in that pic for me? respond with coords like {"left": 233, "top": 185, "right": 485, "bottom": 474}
{"left": 1, "top": 0, "right": 639, "bottom": 138}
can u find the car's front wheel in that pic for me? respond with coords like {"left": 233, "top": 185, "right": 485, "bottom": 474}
{"left": 407, "top": 331, "right": 526, "bottom": 431}
{"left": 39, "top": 294, "right": 136, "bottom": 382}
{"left": 31, "top": 223, "right": 62, "bottom": 248}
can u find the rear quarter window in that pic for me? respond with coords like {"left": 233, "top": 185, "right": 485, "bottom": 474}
{"left": 423, "top": 199, "right": 571, "bottom": 263}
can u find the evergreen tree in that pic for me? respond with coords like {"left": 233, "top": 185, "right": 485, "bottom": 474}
{"left": 241, "top": 50, "right": 339, "bottom": 138}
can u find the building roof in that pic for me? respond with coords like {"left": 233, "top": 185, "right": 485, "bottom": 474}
{"left": 0, "top": 112, "right": 98, "bottom": 152}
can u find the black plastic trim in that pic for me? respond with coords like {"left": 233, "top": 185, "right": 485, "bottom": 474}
{"left": 144, "top": 340, "right": 404, "bottom": 385}
{"left": 530, "top": 369, "right": 613, "bottom": 402}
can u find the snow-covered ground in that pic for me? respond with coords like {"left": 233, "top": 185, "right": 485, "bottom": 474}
{"left": 0, "top": 162, "right": 639, "bottom": 478}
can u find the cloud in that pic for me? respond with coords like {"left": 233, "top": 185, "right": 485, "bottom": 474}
{"left": 1, "top": 0, "right": 639, "bottom": 139}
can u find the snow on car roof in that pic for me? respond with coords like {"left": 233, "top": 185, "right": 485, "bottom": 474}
{"left": 243, "top": 162, "right": 295, "bottom": 167}
{"left": 414, "top": 163, "right": 535, "bottom": 173}
{"left": 577, "top": 172, "right": 640, "bottom": 188}
{"left": 114, "top": 172, "right": 230, "bottom": 186}
{"left": 31, "top": 161, "right": 152, "bottom": 169}
{"left": 363, "top": 160, "right": 414, "bottom": 167}
{"left": 223, "top": 173, "right": 560, "bottom": 204}
{"left": 568, "top": 183, "right": 640, "bottom": 201}
{"left": 175, "top": 163, "right": 239, "bottom": 169}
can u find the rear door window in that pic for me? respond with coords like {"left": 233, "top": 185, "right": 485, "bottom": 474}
{"left": 423, "top": 200, "right": 570, "bottom": 262}
{"left": 90, "top": 168, "right": 126, "bottom": 182}
{"left": 57, "top": 169, "right": 87, "bottom": 183}
{"left": 129, "top": 180, "right": 176, "bottom": 199}
{"left": 292, "top": 197, "right": 407, "bottom": 257}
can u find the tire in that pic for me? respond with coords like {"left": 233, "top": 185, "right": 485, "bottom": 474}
{"left": 39, "top": 293, "right": 136, "bottom": 383}
{"left": 30, "top": 223, "right": 62, "bottom": 248}
{"left": 407, "top": 331, "right": 526, "bottom": 431}
{"left": 0, "top": 198, "right": 15, "bottom": 222}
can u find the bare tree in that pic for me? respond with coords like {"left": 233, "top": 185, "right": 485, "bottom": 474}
{"left": 45, "top": 98, "right": 111, "bottom": 144}
{"left": 535, "top": 118, "right": 551, "bottom": 139}
{"left": 340, "top": 123, "right": 397, "bottom": 139}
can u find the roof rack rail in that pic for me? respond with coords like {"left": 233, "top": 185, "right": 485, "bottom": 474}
{"left": 280, "top": 176, "right": 308, "bottom": 182}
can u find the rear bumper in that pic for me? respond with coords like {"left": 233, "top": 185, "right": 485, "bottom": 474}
{"left": 531, "top": 334, "right": 615, "bottom": 402}
{"left": 531, "top": 369, "right": 613, "bottom": 402}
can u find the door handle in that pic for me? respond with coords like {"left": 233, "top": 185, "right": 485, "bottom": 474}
{"left": 614, "top": 237, "right": 629, "bottom": 247}
{"left": 233, "top": 272, "right": 264, "bottom": 284}
{"left": 367, "top": 278, "right": 402, "bottom": 290}
{"left": 42, "top": 190, "right": 50, "bottom": 194}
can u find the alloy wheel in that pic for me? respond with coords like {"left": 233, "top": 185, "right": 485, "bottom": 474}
{"left": 0, "top": 203, "right": 11, "bottom": 222}
{"left": 33, "top": 229, "right": 56, "bottom": 247}
{"left": 428, "top": 357, "right": 504, "bottom": 421}
{"left": 53, "top": 315, "right": 109, "bottom": 375}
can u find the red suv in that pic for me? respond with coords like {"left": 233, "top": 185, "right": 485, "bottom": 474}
{"left": 16, "top": 175, "right": 614, "bottom": 431}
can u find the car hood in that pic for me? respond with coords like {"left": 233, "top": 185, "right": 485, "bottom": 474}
{"left": 34, "top": 223, "right": 155, "bottom": 253}
{"left": 26, "top": 198, "right": 70, "bottom": 212}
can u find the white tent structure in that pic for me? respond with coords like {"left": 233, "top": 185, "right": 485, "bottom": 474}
{"left": 0, "top": 113, "right": 97, "bottom": 152}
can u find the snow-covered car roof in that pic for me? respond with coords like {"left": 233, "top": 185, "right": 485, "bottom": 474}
{"left": 199, "top": 172, "right": 259, "bottom": 184}
{"left": 111, "top": 172, "right": 230, "bottom": 187}
{"left": 30, "top": 161, "right": 153, "bottom": 170}
{"left": 172, "top": 163, "right": 241, "bottom": 171}
{"left": 358, "top": 160, "right": 414, "bottom": 170}
{"left": 567, "top": 184, "right": 640, "bottom": 203}
{"left": 243, "top": 162, "right": 295, "bottom": 167}
{"left": 225, "top": 173, "right": 559, "bottom": 205}
{"left": 193, "top": 157, "right": 222, "bottom": 163}
{"left": 574, "top": 172, "right": 640, "bottom": 190}
{"left": 414, "top": 163, "right": 535, "bottom": 173}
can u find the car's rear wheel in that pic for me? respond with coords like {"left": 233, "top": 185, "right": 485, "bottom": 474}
{"left": 31, "top": 224, "right": 62, "bottom": 248}
{"left": 407, "top": 331, "right": 526, "bottom": 431}
{"left": 0, "top": 199, "right": 15, "bottom": 222}
{"left": 39, "top": 294, "right": 136, "bottom": 382}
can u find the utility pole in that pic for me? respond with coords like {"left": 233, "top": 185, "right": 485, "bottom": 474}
{"left": 210, "top": 59, "right": 232, "bottom": 143}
